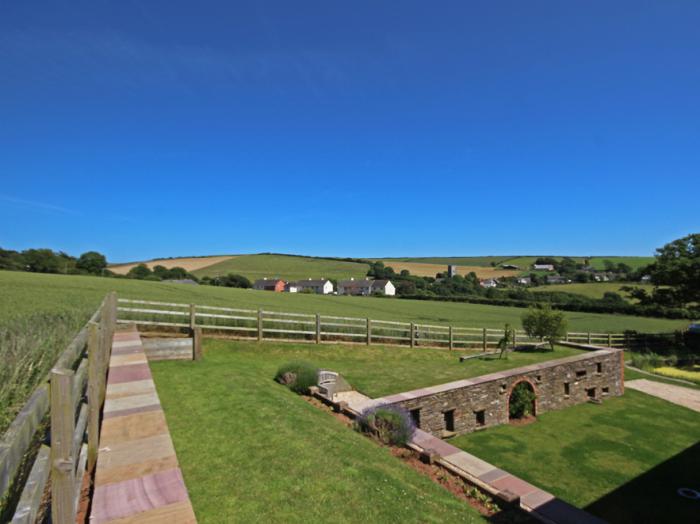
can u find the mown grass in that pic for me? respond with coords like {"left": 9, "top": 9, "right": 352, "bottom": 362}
{"left": 150, "top": 340, "right": 489, "bottom": 523}
{"left": 0, "top": 270, "right": 687, "bottom": 433}
{"left": 191, "top": 253, "right": 369, "bottom": 280}
{"left": 451, "top": 388, "right": 700, "bottom": 523}
{"left": 189, "top": 340, "right": 582, "bottom": 398}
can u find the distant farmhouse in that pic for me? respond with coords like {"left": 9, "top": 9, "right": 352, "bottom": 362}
{"left": 501, "top": 264, "right": 520, "bottom": 270}
{"left": 295, "top": 278, "right": 334, "bottom": 294}
{"left": 480, "top": 278, "right": 498, "bottom": 288}
{"left": 447, "top": 265, "right": 458, "bottom": 277}
{"left": 546, "top": 275, "right": 571, "bottom": 284}
{"left": 338, "top": 278, "right": 396, "bottom": 296}
{"left": 533, "top": 264, "right": 555, "bottom": 271}
{"left": 516, "top": 276, "right": 531, "bottom": 285}
{"left": 253, "top": 278, "right": 286, "bottom": 292}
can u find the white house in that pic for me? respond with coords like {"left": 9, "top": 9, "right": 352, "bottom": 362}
{"left": 295, "top": 278, "right": 334, "bottom": 294}
{"left": 516, "top": 276, "right": 531, "bottom": 285}
{"left": 372, "top": 279, "right": 396, "bottom": 296}
{"left": 338, "top": 278, "right": 396, "bottom": 296}
{"left": 533, "top": 264, "right": 555, "bottom": 271}
{"left": 480, "top": 278, "right": 498, "bottom": 288}
{"left": 338, "top": 278, "right": 373, "bottom": 296}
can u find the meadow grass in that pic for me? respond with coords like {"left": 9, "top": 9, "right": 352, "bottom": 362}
{"left": 0, "top": 269, "right": 687, "bottom": 433}
{"left": 150, "top": 340, "right": 489, "bottom": 523}
{"left": 531, "top": 282, "right": 655, "bottom": 300}
{"left": 450, "top": 387, "right": 700, "bottom": 523}
{"left": 191, "top": 253, "right": 369, "bottom": 280}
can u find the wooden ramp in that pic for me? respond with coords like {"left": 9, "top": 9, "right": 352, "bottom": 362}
{"left": 90, "top": 328, "right": 196, "bottom": 523}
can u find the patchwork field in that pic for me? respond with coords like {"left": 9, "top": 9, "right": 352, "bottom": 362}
{"left": 109, "top": 254, "right": 236, "bottom": 274}
{"left": 387, "top": 256, "right": 655, "bottom": 271}
{"left": 377, "top": 260, "right": 519, "bottom": 279}
{"left": 192, "top": 253, "right": 370, "bottom": 281}
{"left": 451, "top": 390, "right": 700, "bottom": 523}
{"left": 0, "top": 270, "right": 687, "bottom": 433}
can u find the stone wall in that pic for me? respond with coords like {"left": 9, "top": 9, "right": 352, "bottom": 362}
{"left": 376, "top": 348, "right": 624, "bottom": 437}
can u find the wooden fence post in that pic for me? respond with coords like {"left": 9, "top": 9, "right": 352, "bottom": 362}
{"left": 193, "top": 327, "right": 203, "bottom": 360}
{"left": 189, "top": 304, "right": 196, "bottom": 332}
{"left": 410, "top": 323, "right": 415, "bottom": 348}
{"left": 87, "top": 322, "right": 101, "bottom": 473}
{"left": 448, "top": 326, "right": 453, "bottom": 351}
{"left": 257, "top": 309, "right": 263, "bottom": 341}
{"left": 565, "top": 332, "right": 569, "bottom": 342}
{"left": 608, "top": 333, "right": 612, "bottom": 347}
{"left": 482, "top": 328, "right": 487, "bottom": 351}
{"left": 316, "top": 314, "right": 321, "bottom": 344}
{"left": 587, "top": 332, "right": 592, "bottom": 344}
{"left": 50, "top": 368, "right": 76, "bottom": 524}
{"left": 366, "top": 318, "right": 371, "bottom": 346}
{"left": 512, "top": 328, "right": 517, "bottom": 349}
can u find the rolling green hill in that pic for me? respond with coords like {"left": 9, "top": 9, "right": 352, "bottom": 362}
{"left": 192, "top": 254, "right": 369, "bottom": 281}
{"left": 531, "top": 282, "right": 656, "bottom": 301}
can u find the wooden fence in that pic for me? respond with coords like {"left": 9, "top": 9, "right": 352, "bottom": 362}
{"left": 116, "top": 298, "right": 628, "bottom": 351}
{"left": 0, "top": 293, "right": 117, "bottom": 524}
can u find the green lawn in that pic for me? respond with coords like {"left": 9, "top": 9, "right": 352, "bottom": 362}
{"left": 0, "top": 269, "right": 687, "bottom": 433}
{"left": 190, "top": 339, "right": 582, "bottom": 398}
{"left": 531, "top": 282, "right": 655, "bottom": 300}
{"left": 450, "top": 388, "right": 700, "bottom": 524}
{"left": 150, "top": 340, "right": 489, "bottom": 523}
{"left": 192, "top": 253, "right": 369, "bottom": 280}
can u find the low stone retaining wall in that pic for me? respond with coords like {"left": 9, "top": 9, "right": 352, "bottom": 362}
{"left": 376, "top": 348, "right": 624, "bottom": 437}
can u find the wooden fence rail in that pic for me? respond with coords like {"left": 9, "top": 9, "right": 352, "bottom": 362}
{"left": 0, "top": 292, "right": 117, "bottom": 524}
{"left": 115, "top": 297, "right": 630, "bottom": 352}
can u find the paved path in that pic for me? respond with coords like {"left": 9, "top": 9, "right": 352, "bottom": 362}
{"left": 338, "top": 391, "right": 604, "bottom": 524}
{"left": 90, "top": 328, "right": 196, "bottom": 523}
{"left": 626, "top": 379, "right": 700, "bottom": 413}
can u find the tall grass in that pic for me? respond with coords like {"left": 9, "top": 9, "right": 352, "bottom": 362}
{"left": 0, "top": 310, "right": 88, "bottom": 433}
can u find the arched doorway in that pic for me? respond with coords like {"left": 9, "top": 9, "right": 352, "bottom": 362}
{"left": 507, "top": 380, "right": 537, "bottom": 421}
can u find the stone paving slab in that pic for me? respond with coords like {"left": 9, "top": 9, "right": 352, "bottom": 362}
{"left": 626, "top": 379, "right": 700, "bottom": 413}
{"left": 90, "top": 328, "right": 196, "bottom": 524}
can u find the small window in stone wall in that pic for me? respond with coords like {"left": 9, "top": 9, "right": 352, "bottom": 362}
{"left": 564, "top": 382, "right": 570, "bottom": 396}
{"left": 602, "top": 387, "right": 609, "bottom": 395}
{"left": 587, "top": 387, "right": 596, "bottom": 399}
{"left": 576, "top": 370, "right": 586, "bottom": 379}
{"left": 500, "top": 383, "right": 507, "bottom": 393}
{"left": 475, "top": 409, "right": 486, "bottom": 427}
{"left": 596, "top": 362, "right": 603, "bottom": 374}
{"left": 536, "top": 375, "right": 542, "bottom": 383}
{"left": 410, "top": 408, "right": 421, "bottom": 428}
{"left": 443, "top": 409, "right": 455, "bottom": 432}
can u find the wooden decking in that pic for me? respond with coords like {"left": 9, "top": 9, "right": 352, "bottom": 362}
{"left": 90, "top": 328, "right": 196, "bottom": 523}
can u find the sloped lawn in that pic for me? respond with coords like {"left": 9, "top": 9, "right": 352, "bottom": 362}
{"left": 451, "top": 389, "right": 700, "bottom": 523}
{"left": 150, "top": 340, "right": 494, "bottom": 523}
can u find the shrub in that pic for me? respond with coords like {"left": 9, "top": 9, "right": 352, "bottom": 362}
{"left": 274, "top": 361, "right": 319, "bottom": 394}
{"left": 509, "top": 382, "right": 536, "bottom": 419}
{"left": 355, "top": 404, "right": 415, "bottom": 446}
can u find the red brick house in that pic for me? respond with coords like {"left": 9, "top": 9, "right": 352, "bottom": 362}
{"left": 253, "top": 278, "right": 286, "bottom": 292}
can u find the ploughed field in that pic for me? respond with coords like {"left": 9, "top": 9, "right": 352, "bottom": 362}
{"left": 451, "top": 389, "right": 700, "bottom": 523}
{"left": 0, "top": 269, "right": 686, "bottom": 433}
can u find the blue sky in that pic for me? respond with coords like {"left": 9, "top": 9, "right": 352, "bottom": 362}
{"left": 1, "top": 1, "right": 698, "bottom": 263}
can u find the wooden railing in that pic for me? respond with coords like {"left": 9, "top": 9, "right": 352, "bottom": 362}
{"left": 115, "top": 298, "right": 629, "bottom": 351}
{"left": 0, "top": 293, "right": 117, "bottom": 524}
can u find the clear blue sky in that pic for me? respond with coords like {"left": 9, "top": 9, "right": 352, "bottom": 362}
{"left": 1, "top": 1, "right": 698, "bottom": 263}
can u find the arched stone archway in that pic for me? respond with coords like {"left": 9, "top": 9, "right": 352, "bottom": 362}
{"left": 506, "top": 378, "right": 538, "bottom": 420}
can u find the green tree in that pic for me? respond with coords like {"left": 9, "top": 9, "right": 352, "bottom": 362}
{"left": 521, "top": 304, "right": 567, "bottom": 351}
{"left": 22, "top": 248, "right": 61, "bottom": 273}
{"left": 127, "top": 263, "right": 152, "bottom": 279}
{"left": 76, "top": 251, "right": 107, "bottom": 274}
{"left": 647, "top": 233, "right": 700, "bottom": 307}
{"left": 497, "top": 323, "right": 514, "bottom": 359}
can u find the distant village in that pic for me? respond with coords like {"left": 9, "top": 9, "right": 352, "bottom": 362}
{"left": 252, "top": 259, "right": 647, "bottom": 295}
